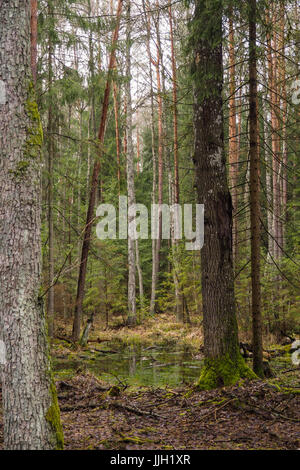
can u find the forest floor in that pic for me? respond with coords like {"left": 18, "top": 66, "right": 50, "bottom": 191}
{"left": 0, "top": 318, "right": 299, "bottom": 450}
{"left": 54, "top": 372, "right": 300, "bottom": 450}
{"left": 0, "top": 368, "right": 299, "bottom": 450}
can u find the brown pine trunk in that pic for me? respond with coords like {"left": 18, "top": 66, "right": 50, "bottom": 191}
{"left": 271, "top": 11, "right": 281, "bottom": 259}
{"left": 72, "top": 0, "right": 123, "bottom": 342}
{"left": 113, "top": 81, "right": 121, "bottom": 193}
{"left": 266, "top": 10, "right": 275, "bottom": 257}
{"left": 168, "top": 0, "right": 183, "bottom": 322}
{"left": 228, "top": 12, "right": 239, "bottom": 264}
{"left": 249, "top": 0, "right": 264, "bottom": 378}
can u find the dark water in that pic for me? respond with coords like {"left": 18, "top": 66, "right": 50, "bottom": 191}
{"left": 53, "top": 344, "right": 297, "bottom": 388}
{"left": 53, "top": 345, "right": 204, "bottom": 387}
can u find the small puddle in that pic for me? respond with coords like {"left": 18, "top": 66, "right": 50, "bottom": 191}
{"left": 53, "top": 344, "right": 204, "bottom": 387}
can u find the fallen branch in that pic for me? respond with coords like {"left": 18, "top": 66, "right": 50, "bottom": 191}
{"left": 111, "top": 401, "right": 164, "bottom": 419}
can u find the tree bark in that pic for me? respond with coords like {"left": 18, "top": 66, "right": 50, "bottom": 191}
{"left": 168, "top": 0, "right": 183, "bottom": 322}
{"left": 0, "top": 0, "right": 63, "bottom": 449}
{"left": 30, "top": 0, "right": 38, "bottom": 84}
{"left": 191, "top": 0, "right": 256, "bottom": 389}
{"left": 150, "top": 3, "right": 163, "bottom": 315}
{"left": 249, "top": 0, "right": 264, "bottom": 378}
{"left": 47, "top": 0, "right": 55, "bottom": 337}
{"left": 228, "top": 11, "right": 239, "bottom": 264}
{"left": 125, "top": 0, "right": 137, "bottom": 326}
{"left": 142, "top": 0, "right": 158, "bottom": 317}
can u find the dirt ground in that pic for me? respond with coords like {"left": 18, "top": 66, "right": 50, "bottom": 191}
{"left": 47, "top": 373, "right": 299, "bottom": 450}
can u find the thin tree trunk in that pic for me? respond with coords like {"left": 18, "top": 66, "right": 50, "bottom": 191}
{"left": 142, "top": 0, "right": 158, "bottom": 316}
{"left": 113, "top": 81, "right": 121, "bottom": 192}
{"left": 266, "top": 9, "right": 275, "bottom": 257}
{"left": 135, "top": 238, "right": 144, "bottom": 314}
{"left": 0, "top": 0, "right": 63, "bottom": 449}
{"left": 72, "top": 0, "right": 123, "bottom": 342}
{"left": 271, "top": 10, "right": 281, "bottom": 259}
{"left": 125, "top": 0, "right": 136, "bottom": 326}
{"left": 47, "top": 1, "right": 55, "bottom": 338}
{"left": 249, "top": 0, "right": 264, "bottom": 378}
{"left": 168, "top": 0, "right": 183, "bottom": 322}
{"left": 228, "top": 12, "right": 239, "bottom": 264}
{"left": 150, "top": 3, "right": 163, "bottom": 315}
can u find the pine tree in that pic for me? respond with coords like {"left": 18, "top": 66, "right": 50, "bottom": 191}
{"left": 0, "top": 0, "right": 63, "bottom": 449}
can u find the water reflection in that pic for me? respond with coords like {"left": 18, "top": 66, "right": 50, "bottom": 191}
{"left": 54, "top": 344, "right": 204, "bottom": 387}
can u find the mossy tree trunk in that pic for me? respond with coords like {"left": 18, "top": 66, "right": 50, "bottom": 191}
{"left": 191, "top": 0, "right": 256, "bottom": 390}
{"left": 0, "top": 0, "right": 63, "bottom": 449}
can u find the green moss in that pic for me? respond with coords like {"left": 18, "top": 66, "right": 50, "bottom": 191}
{"left": 195, "top": 353, "right": 257, "bottom": 391}
{"left": 45, "top": 378, "right": 64, "bottom": 450}
{"left": 24, "top": 82, "right": 43, "bottom": 158}
{"left": 11, "top": 82, "right": 43, "bottom": 179}
{"left": 9, "top": 160, "right": 30, "bottom": 178}
{"left": 108, "top": 385, "right": 121, "bottom": 397}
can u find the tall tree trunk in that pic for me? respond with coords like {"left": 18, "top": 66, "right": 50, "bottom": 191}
{"left": 271, "top": 9, "right": 281, "bottom": 260}
{"left": 110, "top": 0, "right": 121, "bottom": 190}
{"left": 168, "top": 0, "right": 183, "bottom": 322}
{"left": 249, "top": 0, "right": 264, "bottom": 377}
{"left": 72, "top": 0, "right": 123, "bottom": 342}
{"left": 150, "top": 4, "right": 163, "bottom": 315}
{"left": 0, "top": 0, "right": 63, "bottom": 449}
{"left": 228, "top": 12, "right": 239, "bottom": 264}
{"left": 279, "top": 0, "right": 286, "bottom": 252}
{"left": 142, "top": 0, "right": 158, "bottom": 316}
{"left": 266, "top": 9, "right": 275, "bottom": 257}
{"left": 113, "top": 81, "right": 121, "bottom": 193}
{"left": 191, "top": 0, "right": 256, "bottom": 389}
{"left": 47, "top": 1, "right": 55, "bottom": 337}
{"left": 125, "top": 0, "right": 137, "bottom": 326}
